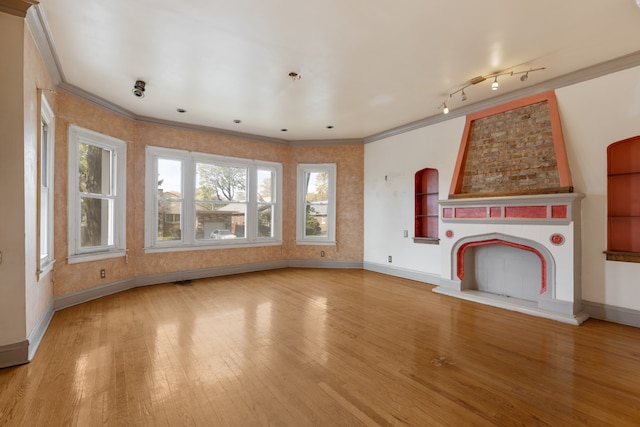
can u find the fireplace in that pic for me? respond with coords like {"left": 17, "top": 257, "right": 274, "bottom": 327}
{"left": 436, "top": 193, "right": 587, "bottom": 324}
{"left": 433, "top": 91, "right": 588, "bottom": 325}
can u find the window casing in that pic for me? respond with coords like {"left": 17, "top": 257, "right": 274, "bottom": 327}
{"left": 68, "top": 125, "right": 127, "bottom": 263}
{"left": 296, "top": 163, "right": 336, "bottom": 245}
{"left": 145, "top": 146, "right": 282, "bottom": 251}
{"left": 38, "top": 95, "right": 55, "bottom": 277}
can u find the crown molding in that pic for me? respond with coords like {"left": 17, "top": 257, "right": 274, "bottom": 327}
{"left": 364, "top": 50, "right": 640, "bottom": 144}
{"left": 0, "top": 0, "right": 37, "bottom": 17}
{"left": 26, "top": 5, "right": 63, "bottom": 85}
{"left": 289, "top": 138, "right": 364, "bottom": 147}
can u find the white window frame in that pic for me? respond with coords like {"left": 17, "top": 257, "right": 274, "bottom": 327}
{"left": 296, "top": 163, "right": 337, "bottom": 245}
{"left": 144, "top": 146, "right": 283, "bottom": 252}
{"left": 37, "top": 94, "right": 55, "bottom": 278}
{"left": 67, "top": 125, "right": 127, "bottom": 263}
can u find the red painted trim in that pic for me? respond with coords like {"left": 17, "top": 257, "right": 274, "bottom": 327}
{"left": 449, "top": 114, "right": 475, "bottom": 195}
{"left": 448, "top": 90, "right": 572, "bottom": 196}
{"left": 546, "top": 92, "right": 573, "bottom": 188}
{"left": 443, "top": 208, "right": 453, "bottom": 218}
{"left": 454, "top": 207, "right": 487, "bottom": 219}
{"left": 490, "top": 207, "right": 502, "bottom": 218}
{"left": 504, "top": 206, "right": 547, "bottom": 219}
{"left": 551, "top": 205, "right": 568, "bottom": 219}
{"left": 456, "top": 239, "right": 547, "bottom": 294}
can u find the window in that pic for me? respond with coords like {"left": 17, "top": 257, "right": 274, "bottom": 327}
{"left": 145, "top": 146, "right": 282, "bottom": 251}
{"left": 38, "top": 95, "right": 55, "bottom": 277}
{"left": 296, "top": 163, "right": 336, "bottom": 245}
{"left": 606, "top": 136, "right": 640, "bottom": 262}
{"left": 68, "top": 125, "right": 127, "bottom": 263}
{"left": 414, "top": 168, "right": 439, "bottom": 243}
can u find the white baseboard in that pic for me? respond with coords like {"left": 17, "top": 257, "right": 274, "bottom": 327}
{"left": 0, "top": 340, "right": 29, "bottom": 369}
{"left": 363, "top": 262, "right": 442, "bottom": 286}
{"left": 582, "top": 300, "right": 640, "bottom": 328}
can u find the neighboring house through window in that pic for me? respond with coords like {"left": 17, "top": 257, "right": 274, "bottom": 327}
{"left": 296, "top": 163, "right": 336, "bottom": 245}
{"left": 67, "top": 125, "right": 127, "bottom": 263}
{"left": 38, "top": 94, "right": 55, "bottom": 277}
{"left": 145, "top": 146, "right": 282, "bottom": 251}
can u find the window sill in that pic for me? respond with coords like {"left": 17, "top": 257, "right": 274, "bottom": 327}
{"left": 37, "top": 259, "right": 56, "bottom": 281}
{"left": 145, "top": 240, "right": 282, "bottom": 254}
{"left": 295, "top": 239, "right": 337, "bottom": 246}
{"left": 67, "top": 249, "right": 127, "bottom": 264}
{"left": 413, "top": 237, "right": 440, "bottom": 245}
{"left": 604, "top": 251, "right": 640, "bottom": 263}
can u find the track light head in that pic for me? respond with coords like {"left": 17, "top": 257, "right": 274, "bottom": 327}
{"left": 132, "top": 80, "right": 146, "bottom": 98}
{"left": 520, "top": 72, "right": 529, "bottom": 82}
{"left": 491, "top": 77, "right": 499, "bottom": 91}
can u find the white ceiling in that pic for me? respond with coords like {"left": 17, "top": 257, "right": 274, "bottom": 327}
{"left": 37, "top": 0, "right": 640, "bottom": 142}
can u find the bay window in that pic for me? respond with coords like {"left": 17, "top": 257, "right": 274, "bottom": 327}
{"left": 145, "top": 146, "right": 282, "bottom": 251}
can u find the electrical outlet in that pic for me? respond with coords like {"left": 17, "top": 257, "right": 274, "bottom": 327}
{"left": 100, "top": 269, "right": 106, "bottom": 279}
{"left": 321, "top": 250, "right": 326, "bottom": 257}
{"left": 403, "top": 230, "right": 408, "bottom": 238}
{"left": 388, "top": 255, "right": 392, "bottom": 263}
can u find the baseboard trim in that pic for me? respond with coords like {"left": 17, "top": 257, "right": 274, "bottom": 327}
{"left": 583, "top": 300, "right": 640, "bottom": 328}
{"left": 27, "top": 301, "right": 55, "bottom": 361}
{"left": 363, "top": 262, "right": 442, "bottom": 286}
{"left": 0, "top": 340, "right": 29, "bottom": 369}
{"left": 288, "top": 259, "right": 363, "bottom": 269}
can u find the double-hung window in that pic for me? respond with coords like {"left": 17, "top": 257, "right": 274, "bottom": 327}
{"left": 38, "top": 94, "right": 55, "bottom": 277}
{"left": 296, "top": 163, "right": 336, "bottom": 245}
{"left": 68, "top": 125, "right": 127, "bottom": 263}
{"left": 145, "top": 146, "right": 282, "bottom": 251}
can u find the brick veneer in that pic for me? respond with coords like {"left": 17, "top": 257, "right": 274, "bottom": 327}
{"left": 449, "top": 91, "right": 572, "bottom": 198}
{"left": 461, "top": 101, "right": 560, "bottom": 194}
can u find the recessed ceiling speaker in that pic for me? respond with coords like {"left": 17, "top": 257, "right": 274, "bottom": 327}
{"left": 132, "top": 80, "right": 146, "bottom": 98}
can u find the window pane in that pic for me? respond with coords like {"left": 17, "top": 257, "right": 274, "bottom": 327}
{"left": 79, "top": 143, "right": 112, "bottom": 195}
{"left": 258, "top": 169, "right": 274, "bottom": 203}
{"left": 158, "top": 158, "right": 182, "bottom": 198}
{"left": 305, "top": 171, "right": 328, "bottom": 203}
{"left": 80, "top": 197, "right": 112, "bottom": 247}
{"left": 305, "top": 203, "right": 328, "bottom": 237}
{"left": 157, "top": 201, "right": 182, "bottom": 241}
{"left": 258, "top": 205, "right": 273, "bottom": 237}
{"left": 196, "top": 163, "right": 247, "bottom": 202}
{"left": 40, "top": 192, "right": 48, "bottom": 258}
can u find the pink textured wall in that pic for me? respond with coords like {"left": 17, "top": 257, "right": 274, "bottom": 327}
{"left": 53, "top": 94, "right": 364, "bottom": 297}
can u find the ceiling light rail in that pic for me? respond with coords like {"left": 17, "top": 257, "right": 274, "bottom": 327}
{"left": 440, "top": 67, "right": 545, "bottom": 114}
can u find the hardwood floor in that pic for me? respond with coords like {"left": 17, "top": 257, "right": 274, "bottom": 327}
{"left": 1, "top": 268, "right": 640, "bottom": 426}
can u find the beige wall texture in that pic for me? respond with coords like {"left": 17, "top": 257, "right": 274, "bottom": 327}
{"left": 52, "top": 93, "right": 364, "bottom": 297}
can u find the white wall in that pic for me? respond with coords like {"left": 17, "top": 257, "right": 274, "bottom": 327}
{"left": 364, "top": 65, "right": 640, "bottom": 312}
{"left": 364, "top": 117, "right": 465, "bottom": 278}
{"left": 556, "top": 66, "right": 640, "bottom": 310}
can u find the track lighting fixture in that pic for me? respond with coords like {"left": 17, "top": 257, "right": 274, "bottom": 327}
{"left": 439, "top": 66, "right": 545, "bottom": 114}
{"left": 132, "top": 80, "right": 146, "bottom": 98}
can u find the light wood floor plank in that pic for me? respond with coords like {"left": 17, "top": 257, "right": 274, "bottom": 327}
{"left": 2, "top": 268, "right": 640, "bottom": 426}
